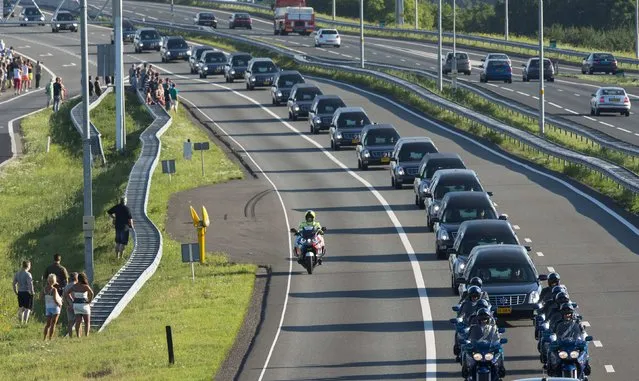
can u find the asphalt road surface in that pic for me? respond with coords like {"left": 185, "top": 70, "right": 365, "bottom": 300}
{"left": 3, "top": 13, "right": 639, "bottom": 381}
{"left": 101, "top": 0, "right": 639, "bottom": 146}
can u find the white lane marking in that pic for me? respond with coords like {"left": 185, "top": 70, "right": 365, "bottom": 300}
{"left": 618, "top": 127, "right": 632, "bottom": 133}
{"left": 430, "top": 66, "right": 435, "bottom": 70}
{"left": 415, "top": 63, "right": 421, "bottom": 66}
{"left": 39, "top": 53, "right": 53, "bottom": 57}
{"left": 565, "top": 108, "right": 579, "bottom": 114}
{"left": 599, "top": 121, "right": 614, "bottom": 127}
{"left": 502, "top": 87, "right": 514, "bottom": 92}
{"left": 574, "top": 93, "right": 580, "bottom": 97}
{"left": 536, "top": 252, "right": 544, "bottom": 257}
{"left": 584, "top": 116, "right": 596, "bottom": 121}
{"left": 605, "top": 365, "right": 615, "bottom": 373}
{"left": 317, "top": 48, "right": 327, "bottom": 52}
{"left": 517, "top": 91, "right": 530, "bottom": 97}
{"left": 372, "top": 51, "right": 377, "bottom": 55}
{"left": 557, "top": 89, "right": 563, "bottom": 92}
{"left": 401, "top": 59, "right": 406, "bottom": 62}
{"left": 593, "top": 340, "right": 603, "bottom": 348}
{"left": 548, "top": 102, "right": 562, "bottom": 109}
{"left": 532, "top": 96, "right": 539, "bottom": 100}
{"left": 136, "top": 61, "right": 438, "bottom": 380}
{"left": 177, "top": 97, "right": 295, "bottom": 381}
{"left": 342, "top": 54, "right": 353, "bottom": 59}
{"left": 134, "top": 12, "right": 145, "bottom": 17}
{"left": 147, "top": 16, "right": 158, "bottom": 20}
{"left": 290, "top": 41, "right": 300, "bottom": 45}
{"left": 524, "top": 238, "right": 532, "bottom": 243}
{"left": 512, "top": 224, "right": 520, "bottom": 230}
{"left": 488, "top": 84, "right": 499, "bottom": 88}
{"left": 582, "top": 321, "right": 590, "bottom": 327}
{"left": 635, "top": 133, "right": 639, "bottom": 137}
{"left": 329, "top": 51, "right": 340, "bottom": 55}
{"left": 62, "top": 63, "right": 76, "bottom": 67}
{"left": 547, "top": 266, "right": 556, "bottom": 273}
{"left": 386, "top": 55, "right": 391, "bottom": 58}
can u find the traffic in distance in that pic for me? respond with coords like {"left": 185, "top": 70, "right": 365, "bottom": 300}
{"left": 115, "top": 19, "right": 597, "bottom": 377}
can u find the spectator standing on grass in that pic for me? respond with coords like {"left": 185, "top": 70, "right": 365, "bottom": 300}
{"left": 43, "top": 254, "right": 68, "bottom": 297}
{"left": 145, "top": 88, "right": 154, "bottom": 105}
{"left": 13, "top": 260, "right": 34, "bottom": 324}
{"left": 94, "top": 76, "right": 102, "bottom": 97}
{"left": 107, "top": 196, "right": 134, "bottom": 259}
{"left": 163, "top": 78, "right": 171, "bottom": 112}
{"left": 52, "top": 77, "right": 64, "bottom": 112}
{"left": 88, "top": 75, "right": 93, "bottom": 96}
{"left": 64, "top": 273, "right": 93, "bottom": 338}
{"left": 170, "top": 83, "right": 179, "bottom": 112}
{"left": 42, "top": 273, "right": 62, "bottom": 340}
{"left": 34, "top": 60, "right": 42, "bottom": 89}
{"left": 21, "top": 60, "right": 28, "bottom": 92}
{"left": 13, "top": 64, "right": 21, "bottom": 95}
{"left": 63, "top": 272, "right": 78, "bottom": 338}
{"left": 45, "top": 78, "right": 53, "bottom": 107}
{"left": 0, "top": 63, "right": 5, "bottom": 93}
{"left": 130, "top": 70, "right": 137, "bottom": 91}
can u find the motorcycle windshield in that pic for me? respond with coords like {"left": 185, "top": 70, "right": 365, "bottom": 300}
{"left": 300, "top": 228, "right": 318, "bottom": 240}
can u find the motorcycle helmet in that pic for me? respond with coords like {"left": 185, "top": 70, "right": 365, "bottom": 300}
{"left": 551, "top": 285, "right": 567, "bottom": 299}
{"left": 560, "top": 303, "right": 575, "bottom": 319}
{"left": 467, "top": 286, "right": 482, "bottom": 301}
{"left": 547, "top": 272, "right": 560, "bottom": 287}
{"left": 469, "top": 276, "right": 483, "bottom": 288}
{"left": 305, "top": 210, "right": 316, "bottom": 223}
{"left": 554, "top": 291, "right": 570, "bottom": 305}
{"left": 475, "top": 299, "right": 490, "bottom": 311}
{"left": 476, "top": 308, "right": 491, "bottom": 324}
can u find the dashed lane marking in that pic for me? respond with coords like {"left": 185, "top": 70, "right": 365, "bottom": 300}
{"left": 524, "top": 238, "right": 532, "bottom": 243}
{"left": 593, "top": 340, "right": 603, "bottom": 348}
{"left": 635, "top": 133, "right": 639, "bottom": 137}
{"left": 547, "top": 266, "right": 555, "bottom": 273}
{"left": 502, "top": 87, "right": 514, "bottom": 92}
{"left": 430, "top": 66, "right": 435, "bottom": 70}
{"left": 584, "top": 116, "right": 596, "bottom": 121}
{"left": 536, "top": 252, "right": 544, "bottom": 257}
{"left": 488, "top": 84, "right": 499, "bottom": 88}
{"left": 599, "top": 121, "right": 614, "bottom": 127}
{"left": 557, "top": 89, "right": 563, "bottom": 92}
{"left": 605, "top": 365, "right": 615, "bottom": 373}
{"left": 548, "top": 102, "right": 562, "bottom": 108}
{"left": 318, "top": 48, "right": 327, "bottom": 52}
{"left": 329, "top": 51, "right": 340, "bottom": 55}
{"left": 512, "top": 225, "right": 520, "bottom": 230}
{"left": 582, "top": 321, "right": 591, "bottom": 327}
{"left": 618, "top": 127, "right": 632, "bottom": 133}
{"left": 517, "top": 91, "right": 530, "bottom": 97}
{"left": 574, "top": 93, "right": 580, "bottom": 97}
{"left": 401, "top": 59, "right": 406, "bottom": 62}
{"left": 415, "top": 63, "right": 421, "bottom": 66}
{"left": 386, "top": 55, "right": 391, "bottom": 58}
{"left": 532, "top": 96, "right": 539, "bottom": 100}
{"left": 147, "top": 16, "right": 158, "bottom": 20}
{"left": 372, "top": 51, "right": 377, "bottom": 55}
{"left": 342, "top": 54, "right": 353, "bottom": 58}
{"left": 565, "top": 109, "right": 579, "bottom": 114}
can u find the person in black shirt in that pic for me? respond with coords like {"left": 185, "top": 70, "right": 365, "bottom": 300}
{"left": 43, "top": 253, "right": 68, "bottom": 297}
{"left": 52, "top": 77, "right": 64, "bottom": 112}
{"left": 88, "top": 75, "right": 93, "bottom": 96}
{"left": 94, "top": 76, "right": 102, "bottom": 97}
{"left": 107, "top": 196, "right": 134, "bottom": 259}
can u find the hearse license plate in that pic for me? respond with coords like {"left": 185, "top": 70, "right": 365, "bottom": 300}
{"left": 497, "top": 306, "right": 512, "bottom": 314}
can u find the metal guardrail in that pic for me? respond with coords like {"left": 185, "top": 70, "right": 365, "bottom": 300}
{"left": 89, "top": 87, "right": 172, "bottom": 332}
{"left": 70, "top": 87, "right": 110, "bottom": 166}
{"left": 128, "top": 19, "right": 639, "bottom": 195}
{"left": 197, "top": 0, "right": 639, "bottom": 68}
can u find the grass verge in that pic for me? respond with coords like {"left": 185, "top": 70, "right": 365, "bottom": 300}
{"left": 178, "top": 31, "right": 639, "bottom": 214}
{"left": 166, "top": 0, "right": 639, "bottom": 70}
{"left": 0, "top": 96, "right": 254, "bottom": 380}
{"left": 557, "top": 73, "right": 639, "bottom": 88}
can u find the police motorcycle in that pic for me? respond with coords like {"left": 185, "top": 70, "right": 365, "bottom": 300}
{"left": 451, "top": 284, "right": 490, "bottom": 359}
{"left": 458, "top": 309, "right": 508, "bottom": 381}
{"left": 451, "top": 299, "right": 492, "bottom": 361}
{"left": 534, "top": 291, "right": 575, "bottom": 363}
{"left": 533, "top": 283, "right": 567, "bottom": 340}
{"left": 545, "top": 305, "right": 593, "bottom": 380}
{"left": 289, "top": 225, "right": 326, "bottom": 274}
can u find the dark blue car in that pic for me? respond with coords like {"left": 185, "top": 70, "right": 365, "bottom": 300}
{"left": 480, "top": 60, "right": 512, "bottom": 83}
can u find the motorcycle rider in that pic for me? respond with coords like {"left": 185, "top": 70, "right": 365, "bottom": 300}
{"left": 454, "top": 297, "right": 493, "bottom": 360}
{"left": 459, "top": 277, "right": 489, "bottom": 303}
{"left": 294, "top": 210, "right": 325, "bottom": 263}
{"left": 458, "top": 286, "right": 485, "bottom": 320}
{"left": 539, "top": 272, "right": 561, "bottom": 304}
{"left": 546, "top": 303, "right": 591, "bottom": 377}
{"left": 461, "top": 308, "right": 506, "bottom": 379}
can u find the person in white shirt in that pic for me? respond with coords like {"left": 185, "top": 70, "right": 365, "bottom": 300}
{"left": 13, "top": 65, "right": 21, "bottom": 95}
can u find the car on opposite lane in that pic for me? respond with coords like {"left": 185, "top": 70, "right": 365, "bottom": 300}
{"left": 228, "top": 12, "right": 252, "bottom": 29}
{"left": 245, "top": 58, "right": 279, "bottom": 90}
{"left": 314, "top": 29, "right": 341, "bottom": 47}
{"left": 448, "top": 220, "right": 524, "bottom": 292}
{"left": 188, "top": 45, "right": 214, "bottom": 74}
{"left": 482, "top": 53, "right": 511, "bottom": 65}
{"left": 50, "top": 11, "right": 77, "bottom": 33}
{"left": 425, "top": 169, "right": 486, "bottom": 232}
{"left": 590, "top": 87, "right": 631, "bottom": 116}
{"left": 329, "top": 107, "right": 371, "bottom": 150}
{"left": 224, "top": 52, "right": 253, "bottom": 83}
{"left": 432, "top": 191, "right": 506, "bottom": 259}
{"left": 309, "top": 95, "right": 346, "bottom": 134}
{"left": 160, "top": 36, "right": 190, "bottom": 62}
{"left": 413, "top": 152, "right": 466, "bottom": 209}
{"left": 582, "top": 52, "right": 617, "bottom": 75}
{"left": 443, "top": 51, "right": 471, "bottom": 75}
{"left": 522, "top": 57, "right": 555, "bottom": 82}
{"left": 133, "top": 28, "right": 161, "bottom": 53}
{"left": 479, "top": 60, "right": 512, "bottom": 83}
{"left": 458, "top": 244, "right": 542, "bottom": 317}
{"left": 198, "top": 50, "right": 227, "bottom": 78}
{"left": 390, "top": 137, "right": 439, "bottom": 189}
{"left": 287, "top": 84, "right": 323, "bottom": 120}
{"left": 110, "top": 19, "right": 136, "bottom": 43}
{"left": 19, "top": 6, "right": 44, "bottom": 26}
{"left": 271, "top": 70, "right": 305, "bottom": 106}
{"left": 356, "top": 124, "right": 401, "bottom": 170}
{"left": 194, "top": 12, "right": 217, "bottom": 28}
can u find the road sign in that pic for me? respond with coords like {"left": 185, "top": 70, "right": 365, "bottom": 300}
{"left": 183, "top": 140, "right": 192, "bottom": 160}
{"left": 161, "top": 159, "right": 176, "bottom": 181}
{"left": 193, "top": 142, "right": 210, "bottom": 176}
{"left": 181, "top": 242, "right": 200, "bottom": 282}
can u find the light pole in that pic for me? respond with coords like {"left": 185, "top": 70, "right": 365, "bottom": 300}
{"left": 114, "top": 0, "right": 125, "bottom": 150}
{"left": 635, "top": 0, "right": 638, "bottom": 59}
{"left": 539, "top": 0, "right": 545, "bottom": 134}
{"left": 437, "top": 0, "right": 442, "bottom": 91}
{"left": 452, "top": 0, "right": 457, "bottom": 89}
{"left": 360, "top": 0, "right": 364, "bottom": 68}
{"left": 80, "top": 0, "right": 94, "bottom": 283}
{"left": 332, "top": 0, "right": 335, "bottom": 21}
{"left": 415, "top": 0, "right": 418, "bottom": 29}
{"left": 505, "top": 0, "right": 509, "bottom": 40}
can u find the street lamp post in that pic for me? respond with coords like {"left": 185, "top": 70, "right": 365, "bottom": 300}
{"left": 437, "top": 0, "right": 442, "bottom": 91}
{"left": 333, "top": 0, "right": 336, "bottom": 21}
{"left": 360, "top": 0, "right": 364, "bottom": 68}
{"left": 505, "top": 0, "right": 509, "bottom": 41}
{"left": 635, "top": 0, "right": 638, "bottom": 59}
{"left": 415, "top": 0, "right": 418, "bottom": 29}
{"left": 452, "top": 0, "right": 457, "bottom": 89}
{"left": 539, "top": 0, "right": 545, "bottom": 134}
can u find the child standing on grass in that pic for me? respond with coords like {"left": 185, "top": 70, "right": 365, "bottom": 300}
{"left": 42, "top": 274, "right": 62, "bottom": 340}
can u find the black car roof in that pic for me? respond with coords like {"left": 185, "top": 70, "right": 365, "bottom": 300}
{"left": 433, "top": 169, "right": 477, "bottom": 179}
{"left": 166, "top": 36, "right": 185, "bottom": 41}
{"left": 361, "top": 123, "right": 397, "bottom": 133}
{"left": 421, "top": 152, "right": 461, "bottom": 161}
{"left": 441, "top": 191, "right": 491, "bottom": 204}
{"left": 470, "top": 244, "right": 529, "bottom": 263}
{"left": 277, "top": 70, "right": 302, "bottom": 76}
{"left": 230, "top": 52, "right": 251, "bottom": 57}
{"left": 460, "top": 220, "right": 512, "bottom": 233}
{"left": 315, "top": 95, "right": 343, "bottom": 101}
{"left": 292, "top": 83, "right": 318, "bottom": 89}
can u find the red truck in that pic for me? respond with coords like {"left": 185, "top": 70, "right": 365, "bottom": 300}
{"left": 273, "top": 0, "right": 315, "bottom": 36}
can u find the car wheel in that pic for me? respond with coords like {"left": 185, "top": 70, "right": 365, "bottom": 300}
{"left": 394, "top": 178, "right": 402, "bottom": 189}
{"left": 229, "top": 77, "right": 234, "bottom": 83}
{"left": 291, "top": 112, "right": 297, "bottom": 121}
{"left": 589, "top": 67, "right": 594, "bottom": 74}
{"left": 418, "top": 197, "right": 425, "bottom": 210}
{"left": 594, "top": 108, "right": 600, "bottom": 116}
{"left": 625, "top": 111, "right": 630, "bottom": 117}
{"left": 436, "top": 247, "right": 446, "bottom": 260}
{"left": 581, "top": 69, "right": 586, "bottom": 74}
{"left": 451, "top": 274, "right": 459, "bottom": 295}
{"left": 361, "top": 161, "right": 368, "bottom": 170}
{"left": 590, "top": 107, "right": 595, "bottom": 116}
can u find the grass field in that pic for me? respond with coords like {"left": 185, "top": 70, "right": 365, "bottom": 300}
{"left": 0, "top": 95, "right": 255, "bottom": 380}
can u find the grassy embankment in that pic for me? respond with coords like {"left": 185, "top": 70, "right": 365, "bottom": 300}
{"left": 0, "top": 93, "right": 254, "bottom": 379}
{"left": 181, "top": 31, "right": 639, "bottom": 213}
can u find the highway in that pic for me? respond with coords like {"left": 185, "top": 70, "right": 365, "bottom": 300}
{"left": 104, "top": 0, "right": 639, "bottom": 146}
{"left": 3, "top": 8, "right": 639, "bottom": 381}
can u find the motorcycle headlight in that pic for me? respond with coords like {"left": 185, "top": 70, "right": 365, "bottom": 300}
{"left": 396, "top": 166, "right": 405, "bottom": 175}
{"left": 40, "top": 16, "right": 44, "bottom": 21}
{"left": 484, "top": 353, "right": 494, "bottom": 361}
{"left": 186, "top": 51, "right": 192, "bottom": 56}
{"left": 139, "top": 43, "right": 144, "bottom": 46}
{"left": 433, "top": 204, "right": 440, "bottom": 212}
{"left": 306, "top": 238, "right": 312, "bottom": 244}
{"left": 459, "top": 262, "right": 465, "bottom": 270}
{"left": 472, "top": 353, "right": 482, "bottom": 361}
{"left": 73, "top": 23, "right": 77, "bottom": 27}
{"left": 230, "top": 69, "right": 235, "bottom": 74}
{"left": 277, "top": 90, "right": 282, "bottom": 97}
{"left": 56, "top": 23, "right": 60, "bottom": 27}
{"left": 166, "top": 51, "right": 171, "bottom": 55}
{"left": 314, "top": 116, "right": 321, "bottom": 123}
{"left": 529, "top": 290, "right": 540, "bottom": 303}
{"left": 362, "top": 150, "right": 370, "bottom": 158}
{"left": 336, "top": 132, "right": 342, "bottom": 139}
{"left": 250, "top": 76, "right": 256, "bottom": 82}
{"left": 558, "top": 351, "right": 568, "bottom": 359}
{"left": 437, "top": 228, "right": 449, "bottom": 241}
{"left": 570, "top": 350, "right": 580, "bottom": 359}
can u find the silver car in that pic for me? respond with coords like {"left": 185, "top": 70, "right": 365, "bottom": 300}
{"left": 482, "top": 53, "right": 511, "bottom": 65}
{"left": 590, "top": 87, "right": 631, "bottom": 116}
{"left": 443, "top": 52, "right": 471, "bottom": 75}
